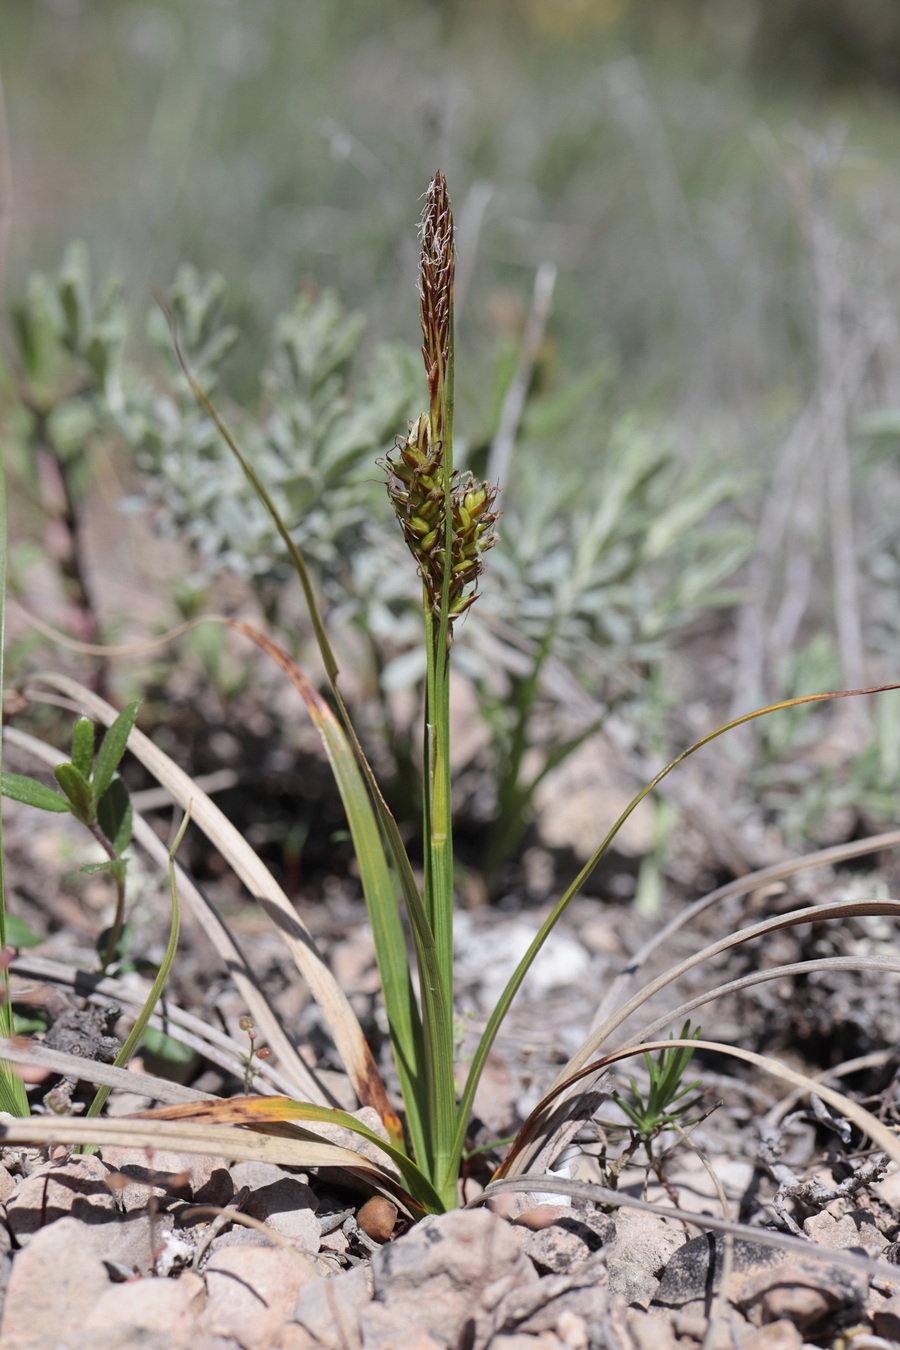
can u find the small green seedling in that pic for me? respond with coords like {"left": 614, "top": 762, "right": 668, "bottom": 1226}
{"left": 611, "top": 1021, "right": 705, "bottom": 1146}
{"left": 2, "top": 701, "right": 139, "bottom": 971}
{"left": 5, "top": 174, "right": 900, "bottom": 1221}
{"left": 589, "top": 1022, "right": 709, "bottom": 1192}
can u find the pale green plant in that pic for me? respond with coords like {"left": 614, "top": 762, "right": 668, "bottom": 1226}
{"left": 4, "top": 177, "right": 900, "bottom": 1228}
{"left": 5, "top": 239, "right": 752, "bottom": 883}
{"left": 2, "top": 244, "right": 129, "bottom": 669}
{"left": 116, "top": 264, "right": 751, "bottom": 881}
{"left": 2, "top": 703, "right": 138, "bottom": 973}
{"left": 122, "top": 268, "right": 419, "bottom": 599}
{"left": 472, "top": 429, "right": 750, "bottom": 882}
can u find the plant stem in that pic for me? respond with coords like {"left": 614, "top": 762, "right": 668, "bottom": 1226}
{"left": 87, "top": 819, "right": 126, "bottom": 974}
{"left": 420, "top": 173, "right": 458, "bottom": 1204}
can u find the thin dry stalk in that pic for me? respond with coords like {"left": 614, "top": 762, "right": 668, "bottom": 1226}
{"left": 18, "top": 674, "right": 387, "bottom": 1116}
{"left": 591, "top": 827, "right": 900, "bottom": 1031}
{"left": 0, "top": 1037, "right": 205, "bottom": 1105}
{"left": 472, "top": 1176, "right": 898, "bottom": 1287}
{"left": 805, "top": 134, "right": 866, "bottom": 696}
{"left": 5, "top": 722, "right": 328, "bottom": 1104}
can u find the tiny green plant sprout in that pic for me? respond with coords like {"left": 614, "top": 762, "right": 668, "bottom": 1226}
{"left": 2, "top": 703, "right": 138, "bottom": 974}
{"left": 5, "top": 175, "right": 900, "bottom": 1227}
{"left": 610, "top": 1021, "right": 705, "bottom": 1148}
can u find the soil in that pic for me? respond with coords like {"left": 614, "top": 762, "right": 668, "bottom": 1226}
{"left": 3, "top": 506, "right": 900, "bottom": 1348}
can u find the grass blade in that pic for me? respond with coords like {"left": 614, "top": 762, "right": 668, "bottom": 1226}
{"left": 5, "top": 725, "right": 328, "bottom": 1104}
{"left": 451, "top": 683, "right": 900, "bottom": 1184}
{"left": 21, "top": 674, "right": 395, "bottom": 1130}
{"left": 0, "top": 1113, "right": 416, "bottom": 1204}
{"left": 220, "top": 622, "right": 429, "bottom": 1162}
{"left": 164, "top": 333, "right": 457, "bottom": 1175}
{"left": 497, "top": 1038, "right": 900, "bottom": 1180}
{"left": 0, "top": 1036, "right": 209, "bottom": 1104}
{"left": 509, "top": 897, "right": 900, "bottom": 1176}
{"left": 139, "top": 1096, "right": 444, "bottom": 1212}
{"left": 83, "top": 808, "right": 187, "bottom": 1123}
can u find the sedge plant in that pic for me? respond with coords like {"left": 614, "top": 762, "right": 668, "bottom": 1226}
{"left": 5, "top": 175, "right": 900, "bottom": 1226}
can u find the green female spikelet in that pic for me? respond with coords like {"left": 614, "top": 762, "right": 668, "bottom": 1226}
{"left": 385, "top": 172, "right": 498, "bottom": 627}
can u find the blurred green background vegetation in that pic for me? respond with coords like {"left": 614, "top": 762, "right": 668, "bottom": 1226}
{"left": 6, "top": 0, "right": 900, "bottom": 414}
{"left": 6, "top": 0, "right": 900, "bottom": 886}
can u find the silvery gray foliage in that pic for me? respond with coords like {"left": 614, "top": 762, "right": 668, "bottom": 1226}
{"left": 7, "top": 244, "right": 751, "bottom": 876}
{"left": 480, "top": 417, "right": 750, "bottom": 684}
{"left": 117, "top": 267, "right": 422, "bottom": 593}
{"left": 466, "top": 416, "right": 753, "bottom": 879}
{"left": 11, "top": 241, "right": 128, "bottom": 396}
{"left": 10, "top": 242, "right": 129, "bottom": 478}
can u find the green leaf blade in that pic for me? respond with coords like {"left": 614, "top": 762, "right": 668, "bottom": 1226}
{"left": 97, "top": 776, "right": 133, "bottom": 854}
{"left": 71, "top": 717, "right": 95, "bottom": 780}
{"left": 92, "top": 701, "right": 140, "bottom": 798}
{"left": 53, "top": 763, "right": 94, "bottom": 822}
{"left": 1, "top": 773, "right": 71, "bottom": 814}
{"left": 5, "top": 915, "right": 43, "bottom": 949}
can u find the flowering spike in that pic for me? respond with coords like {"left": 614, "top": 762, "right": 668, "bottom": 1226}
{"left": 419, "top": 172, "right": 455, "bottom": 432}
{"left": 384, "top": 174, "right": 498, "bottom": 630}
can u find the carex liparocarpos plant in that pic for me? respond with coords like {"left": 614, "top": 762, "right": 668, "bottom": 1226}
{"left": 6, "top": 173, "right": 900, "bottom": 1232}
{"left": 384, "top": 173, "right": 498, "bottom": 627}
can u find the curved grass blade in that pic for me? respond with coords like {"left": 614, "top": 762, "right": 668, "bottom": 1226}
{"left": 220, "top": 621, "right": 428, "bottom": 1163}
{"left": 590, "top": 827, "right": 900, "bottom": 1034}
{"left": 512, "top": 898, "right": 900, "bottom": 1176}
{"left": 633, "top": 953, "right": 900, "bottom": 1048}
{"left": 138, "top": 1096, "right": 444, "bottom": 1213}
{"left": 83, "top": 807, "right": 187, "bottom": 1123}
{"left": 163, "top": 330, "right": 455, "bottom": 1186}
{"left": 22, "top": 674, "right": 396, "bottom": 1132}
{"left": 561, "top": 896, "right": 900, "bottom": 1085}
{"left": 0, "top": 1113, "right": 417, "bottom": 1208}
{"left": 496, "top": 1037, "right": 900, "bottom": 1180}
{"left": 450, "top": 683, "right": 900, "bottom": 1193}
{"left": 5, "top": 724, "right": 327, "bottom": 1104}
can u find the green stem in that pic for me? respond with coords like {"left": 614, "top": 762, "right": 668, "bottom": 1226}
{"left": 482, "top": 625, "right": 556, "bottom": 885}
{"left": 87, "top": 819, "right": 126, "bottom": 975}
{"left": 420, "top": 285, "right": 458, "bottom": 1205}
{"left": 84, "top": 810, "right": 186, "bottom": 1128}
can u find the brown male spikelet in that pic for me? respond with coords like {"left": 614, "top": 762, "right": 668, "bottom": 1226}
{"left": 384, "top": 172, "right": 499, "bottom": 627}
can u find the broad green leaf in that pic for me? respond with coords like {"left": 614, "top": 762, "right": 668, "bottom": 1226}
{"left": 97, "top": 775, "right": 132, "bottom": 854}
{"left": 93, "top": 701, "right": 140, "bottom": 798}
{"left": 95, "top": 920, "right": 134, "bottom": 965}
{"left": 5, "top": 915, "right": 43, "bottom": 949}
{"left": 71, "top": 717, "right": 95, "bottom": 779}
{"left": 1, "top": 772, "right": 70, "bottom": 814}
{"left": 82, "top": 859, "right": 128, "bottom": 881}
{"left": 53, "top": 762, "right": 94, "bottom": 822}
{"left": 141, "top": 1027, "right": 194, "bottom": 1067}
